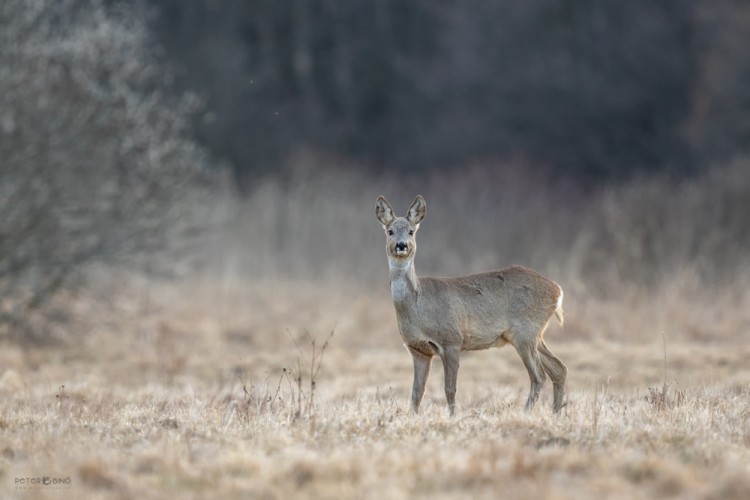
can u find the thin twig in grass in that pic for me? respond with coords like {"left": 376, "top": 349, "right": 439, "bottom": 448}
{"left": 238, "top": 373, "right": 251, "bottom": 403}
{"left": 269, "top": 367, "right": 286, "bottom": 410}
{"left": 286, "top": 328, "right": 309, "bottom": 368}
{"left": 235, "top": 368, "right": 288, "bottom": 417}
{"left": 295, "top": 357, "right": 303, "bottom": 420}
{"left": 590, "top": 378, "right": 609, "bottom": 437}
{"left": 55, "top": 384, "right": 70, "bottom": 412}
{"left": 284, "top": 361, "right": 298, "bottom": 419}
{"left": 646, "top": 333, "right": 685, "bottom": 411}
{"left": 663, "top": 332, "right": 667, "bottom": 383}
{"left": 285, "top": 328, "right": 335, "bottom": 424}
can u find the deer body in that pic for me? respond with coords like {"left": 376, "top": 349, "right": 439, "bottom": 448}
{"left": 376, "top": 195, "right": 567, "bottom": 415}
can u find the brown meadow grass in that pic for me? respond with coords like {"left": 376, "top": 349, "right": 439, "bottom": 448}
{"left": 2, "top": 162, "right": 750, "bottom": 498}
{"left": 2, "top": 274, "right": 750, "bottom": 499}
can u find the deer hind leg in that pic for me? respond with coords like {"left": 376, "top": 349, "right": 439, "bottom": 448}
{"left": 538, "top": 340, "right": 567, "bottom": 413}
{"left": 512, "top": 338, "right": 546, "bottom": 411}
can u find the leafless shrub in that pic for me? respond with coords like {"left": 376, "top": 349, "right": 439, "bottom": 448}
{"left": 0, "top": 0, "right": 211, "bottom": 341}
{"left": 230, "top": 329, "right": 334, "bottom": 427}
{"left": 286, "top": 328, "right": 334, "bottom": 426}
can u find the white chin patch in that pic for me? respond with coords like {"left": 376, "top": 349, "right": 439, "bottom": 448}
{"left": 395, "top": 249, "right": 409, "bottom": 257}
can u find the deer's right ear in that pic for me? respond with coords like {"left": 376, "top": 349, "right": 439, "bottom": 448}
{"left": 375, "top": 196, "right": 395, "bottom": 227}
{"left": 407, "top": 195, "right": 426, "bottom": 226}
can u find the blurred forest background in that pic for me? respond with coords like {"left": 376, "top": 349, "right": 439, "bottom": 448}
{"left": 151, "top": 0, "right": 750, "bottom": 183}
{"left": 1, "top": 0, "right": 749, "bottom": 343}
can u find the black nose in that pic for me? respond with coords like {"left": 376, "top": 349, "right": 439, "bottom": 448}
{"left": 395, "top": 242, "right": 407, "bottom": 251}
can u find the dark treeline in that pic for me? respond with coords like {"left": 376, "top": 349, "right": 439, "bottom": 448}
{"left": 150, "top": 0, "right": 750, "bottom": 186}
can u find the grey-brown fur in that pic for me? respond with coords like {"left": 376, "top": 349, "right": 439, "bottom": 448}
{"left": 375, "top": 195, "right": 567, "bottom": 415}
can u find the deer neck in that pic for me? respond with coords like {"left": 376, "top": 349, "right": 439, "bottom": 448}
{"left": 388, "top": 257, "right": 420, "bottom": 304}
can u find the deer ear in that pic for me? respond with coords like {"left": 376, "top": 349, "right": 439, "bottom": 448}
{"left": 375, "top": 196, "right": 395, "bottom": 227}
{"left": 407, "top": 195, "right": 426, "bottom": 226}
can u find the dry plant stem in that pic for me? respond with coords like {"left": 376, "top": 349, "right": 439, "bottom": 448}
{"left": 285, "top": 328, "right": 334, "bottom": 423}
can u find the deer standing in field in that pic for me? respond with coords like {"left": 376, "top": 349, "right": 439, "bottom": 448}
{"left": 375, "top": 195, "right": 567, "bottom": 415}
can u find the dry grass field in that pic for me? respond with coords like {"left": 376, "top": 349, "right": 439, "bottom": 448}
{"left": 2, "top": 273, "right": 750, "bottom": 499}
{"left": 2, "top": 164, "right": 750, "bottom": 499}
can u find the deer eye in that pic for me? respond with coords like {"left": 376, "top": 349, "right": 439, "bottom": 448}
{"left": 388, "top": 229, "right": 394, "bottom": 236}
{"left": 409, "top": 230, "right": 414, "bottom": 236}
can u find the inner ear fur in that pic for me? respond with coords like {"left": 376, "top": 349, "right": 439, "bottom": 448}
{"left": 407, "top": 195, "right": 426, "bottom": 225}
{"left": 375, "top": 195, "right": 395, "bottom": 226}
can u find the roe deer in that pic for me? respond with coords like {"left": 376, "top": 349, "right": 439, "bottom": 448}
{"left": 375, "top": 195, "right": 567, "bottom": 415}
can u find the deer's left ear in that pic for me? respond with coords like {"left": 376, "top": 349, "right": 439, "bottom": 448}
{"left": 375, "top": 196, "right": 395, "bottom": 227}
{"left": 407, "top": 195, "right": 426, "bottom": 226}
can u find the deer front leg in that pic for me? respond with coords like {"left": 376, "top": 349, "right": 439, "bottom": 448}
{"left": 408, "top": 346, "right": 432, "bottom": 414}
{"left": 442, "top": 345, "right": 461, "bottom": 416}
